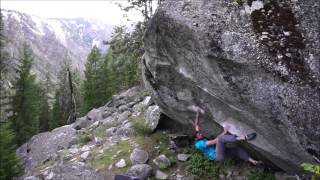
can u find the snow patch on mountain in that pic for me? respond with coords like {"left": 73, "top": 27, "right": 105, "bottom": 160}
{"left": 30, "top": 16, "right": 45, "bottom": 36}
{"left": 46, "top": 19, "right": 68, "bottom": 46}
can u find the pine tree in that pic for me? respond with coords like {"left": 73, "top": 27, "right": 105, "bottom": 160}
{"left": 71, "top": 68, "right": 82, "bottom": 118}
{"left": 0, "top": 11, "right": 12, "bottom": 122}
{"left": 51, "top": 91, "right": 61, "bottom": 129}
{"left": 38, "top": 73, "right": 52, "bottom": 132}
{"left": 100, "top": 49, "right": 115, "bottom": 100}
{"left": 52, "top": 59, "right": 80, "bottom": 127}
{"left": 10, "top": 43, "right": 41, "bottom": 145}
{"left": 0, "top": 12, "right": 20, "bottom": 180}
{"left": 104, "top": 25, "right": 143, "bottom": 93}
{"left": 82, "top": 46, "right": 103, "bottom": 112}
{"left": 0, "top": 121, "right": 20, "bottom": 180}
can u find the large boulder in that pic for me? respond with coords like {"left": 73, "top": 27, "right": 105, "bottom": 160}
{"left": 41, "top": 162, "right": 103, "bottom": 180}
{"left": 142, "top": 0, "right": 320, "bottom": 173}
{"left": 17, "top": 125, "right": 78, "bottom": 174}
{"left": 126, "top": 164, "right": 152, "bottom": 180}
{"left": 107, "top": 86, "right": 145, "bottom": 108}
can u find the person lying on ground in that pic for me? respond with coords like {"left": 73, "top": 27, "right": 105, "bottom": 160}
{"left": 193, "top": 111, "right": 261, "bottom": 165}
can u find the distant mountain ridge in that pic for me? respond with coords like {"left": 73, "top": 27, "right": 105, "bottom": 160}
{"left": 1, "top": 9, "right": 114, "bottom": 81}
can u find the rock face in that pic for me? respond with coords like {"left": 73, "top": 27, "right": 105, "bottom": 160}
{"left": 142, "top": 0, "right": 320, "bottom": 172}
{"left": 17, "top": 125, "right": 78, "bottom": 174}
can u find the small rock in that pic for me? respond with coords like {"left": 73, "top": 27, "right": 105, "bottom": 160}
{"left": 283, "top": 31, "right": 291, "bottom": 36}
{"left": 153, "top": 154, "right": 171, "bottom": 168}
{"left": 101, "top": 116, "right": 114, "bottom": 125}
{"left": 47, "top": 172, "right": 54, "bottom": 179}
{"left": 72, "top": 117, "right": 89, "bottom": 130}
{"left": 23, "top": 176, "right": 40, "bottom": 180}
{"left": 80, "top": 151, "right": 90, "bottom": 161}
{"left": 69, "top": 148, "right": 79, "bottom": 154}
{"left": 86, "top": 108, "right": 102, "bottom": 121}
{"left": 115, "top": 159, "right": 127, "bottom": 168}
{"left": 117, "top": 111, "right": 131, "bottom": 122}
{"left": 127, "top": 102, "right": 136, "bottom": 108}
{"left": 94, "top": 136, "right": 103, "bottom": 146}
{"left": 119, "top": 105, "right": 130, "bottom": 112}
{"left": 89, "top": 121, "right": 100, "bottom": 129}
{"left": 126, "top": 164, "right": 152, "bottom": 180}
{"left": 116, "top": 127, "right": 135, "bottom": 137}
{"left": 106, "top": 127, "right": 118, "bottom": 137}
{"left": 130, "top": 148, "right": 149, "bottom": 164}
{"left": 155, "top": 170, "right": 168, "bottom": 180}
{"left": 177, "top": 154, "right": 191, "bottom": 161}
{"left": 227, "top": 170, "right": 233, "bottom": 178}
{"left": 108, "top": 164, "right": 113, "bottom": 170}
{"left": 144, "top": 105, "right": 161, "bottom": 132}
{"left": 143, "top": 96, "right": 153, "bottom": 106}
{"left": 102, "top": 110, "right": 112, "bottom": 119}
{"left": 81, "top": 145, "right": 90, "bottom": 152}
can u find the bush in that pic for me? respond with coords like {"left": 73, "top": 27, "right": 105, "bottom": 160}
{"left": 189, "top": 149, "right": 221, "bottom": 179}
{"left": 301, "top": 163, "right": 320, "bottom": 180}
{"left": 248, "top": 172, "right": 275, "bottom": 180}
{"left": 79, "top": 133, "right": 91, "bottom": 145}
{"left": 131, "top": 115, "right": 153, "bottom": 135}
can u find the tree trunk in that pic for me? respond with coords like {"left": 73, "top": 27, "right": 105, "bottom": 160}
{"left": 67, "top": 68, "right": 76, "bottom": 124}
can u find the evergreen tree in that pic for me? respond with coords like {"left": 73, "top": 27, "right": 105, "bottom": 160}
{"left": 0, "top": 121, "right": 20, "bottom": 180}
{"left": 0, "top": 11, "right": 12, "bottom": 122}
{"left": 100, "top": 49, "right": 115, "bottom": 100}
{"left": 51, "top": 91, "right": 61, "bottom": 129}
{"left": 104, "top": 24, "right": 143, "bottom": 93}
{"left": 71, "top": 68, "right": 83, "bottom": 117}
{"left": 38, "top": 73, "right": 52, "bottom": 132}
{"left": 10, "top": 43, "right": 41, "bottom": 145}
{"left": 119, "top": 0, "right": 157, "bottom": 23}
{"left": 0, "top": 12, "right": 20, "bottom": 180}
{"left": 52, "top": 59, "right": 81, "bottom": 127}
{"left": 82, "top": 46, "right": 103, "bottom": 112}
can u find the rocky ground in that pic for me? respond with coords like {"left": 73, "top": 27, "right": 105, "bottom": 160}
{"left": 18, "top": 87, "right": 297, "bottom": 180}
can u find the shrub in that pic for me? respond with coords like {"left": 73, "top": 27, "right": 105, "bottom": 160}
{"left": 189, "top": 149, "right": 221, "bottom": 179}
{"left": 79, "top": 133, "right": 91, "bottom": 145}
{"left": 131, "top": 115, "right": 153, "bottom": 135}
{"left": 301, "top": 163, "right": 320, "bottom": 180}
{"left": 248, "top": 172, "right": 275, "bottom": 180}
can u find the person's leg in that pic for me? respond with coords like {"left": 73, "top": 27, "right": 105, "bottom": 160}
{"left": 215, "top": 135, "right": 237, "bottom": 161}
{"left": 228, "top": 146, "right": 261, "bottom": 165}
{"left": 231, "top": 146, "right": 250, "bottom": 161}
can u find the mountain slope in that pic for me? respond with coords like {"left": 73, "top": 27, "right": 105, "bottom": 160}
{"left": 1, "top": 9, "right": 114, "bottom": 81}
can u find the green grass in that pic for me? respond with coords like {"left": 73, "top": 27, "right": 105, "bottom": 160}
{"left": 93, "top": 125, "right": 107, "bottom": 139}
{"left": 133, "top": 131, "right": 175, "bottom": 166}
{"left": 88, "top": 139, "right": 133, "bottom": 170}
{"left": 248, "top": 172, "right": 275, "bottom": 180}
{"left": 143, "top": 91, "right": 149, "bottom": 97}
{"left": 131, "top": 114, "right": 153, "bottom": 135}
{"left": 79, "top": 133, "right": 91, "bottom": 145}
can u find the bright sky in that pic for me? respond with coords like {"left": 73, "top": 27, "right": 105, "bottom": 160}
{"left": 1, "top": 0, "right": 144, "bottom": 25}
